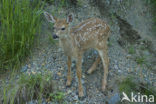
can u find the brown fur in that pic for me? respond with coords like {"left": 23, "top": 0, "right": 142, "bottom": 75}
{"left": 44, "top": 12, "right": 110, "bottom": 97}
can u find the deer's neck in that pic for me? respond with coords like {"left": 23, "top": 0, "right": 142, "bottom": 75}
{"left": 59, "top": 31, "right": 74, "bottom": 56}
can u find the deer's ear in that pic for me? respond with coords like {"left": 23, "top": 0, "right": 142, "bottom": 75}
{"left": 67, "top": 13, "right": 74, "bottom": 23}
{"left": 44, "top": 11, "right": 56, "bottom": 23}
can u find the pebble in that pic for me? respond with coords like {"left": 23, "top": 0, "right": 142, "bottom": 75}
{"left": 57, "top": 72, "right": 62, "bottom": 76}
{"left": 114, "top": 65, "right": 118, "bottom": 70}
{"left": 126, "top": 54, "right": 131, "bottom": 59}
{"left": 118, "top": 70, "right": 122, "bottom": 73}
{"left": 108, "top": 93, "right": 120, "bottom": 104}
{"left": 67, "top": 90, "right": 72, "bottom": 94}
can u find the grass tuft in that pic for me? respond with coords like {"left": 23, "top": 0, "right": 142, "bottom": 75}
{"left": 135, "top": 56, "right": 146, "bottom": 65}
{"left": 1, "top": 70, "right": 64, "bottom": 104}
{"left": 128, "top": 45, "right": 135, "bottom": 54}
{"left": 119, "top": 77, "right": 137, "bottom": 96}
{"left": 0, "top": 0, "right": 44, "bottom": 71}
{"left": 119, "top": 76, "right": 156, "bottom": 102}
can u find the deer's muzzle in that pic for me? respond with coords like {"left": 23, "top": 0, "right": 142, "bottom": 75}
{"left": 53, "top": 34, "right": 59, "bottom": 39}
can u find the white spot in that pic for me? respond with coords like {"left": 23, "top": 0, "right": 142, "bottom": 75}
{"left": 74, "top": 20, "right": 95, "bottom": 32}
{"left": 74, "top": 36, "right": 80, "bottom": 47}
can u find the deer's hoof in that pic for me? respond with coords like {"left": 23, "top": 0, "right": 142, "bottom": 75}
{"left": 78, "top": 95, "right": 86, "bottom": 100}
{"left": 66, "top": 81, "right": 72, "bottom": 87}
{"left": 78, "top": 92, "right": 85, "bottom": 100}
{"left": 78, "top": 86, "right": 87, "bottom": 100}
{"left": 101, "top": 85, "right": 106, "bottom": 92}
{"left": 85, "top": 70, "right": 91, "bottom": 75}
{"left": 79, "top": 91, "right": 84, "bottom": 97}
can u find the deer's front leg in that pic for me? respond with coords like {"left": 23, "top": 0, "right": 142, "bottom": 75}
{"left": 66, "top": 56, "right": 72, "bottom": 86}
{"left": 76, "top": 54, "right": 84, "bottom": 97}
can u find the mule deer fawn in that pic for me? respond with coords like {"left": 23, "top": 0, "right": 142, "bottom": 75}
{"left": 44, "top": 12, "right": 110, "bottom": 98}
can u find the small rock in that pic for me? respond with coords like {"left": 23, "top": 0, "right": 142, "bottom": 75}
{"left": 59, "top": 67, "right": 64, "bottom": 71}
{"left": 28, "top": 64, "right": 31, "bottom": 68}
{"left": 126, "top": 54, "right": 131, "bottom": 59}
{"left": 118, "top": 70, "right": 122, "bottom": 73}
{"left": 93, "top": 50, "right": 98, "bottom": 55}
{"left": 73, "top": 95, "right": 78, "bottom": 101}
{"left": 127, "top": 68, "right": 132, "bottom": 73}
{"left": 67, "top": 90, "right": 72, "bottom": 94}
{"left": 21, "top": 66, "right": 28, "bottom": 72}
{"left": 108, "top": 93, "right": 120, "bottom": 104}
{"left": 57, "top": 72, "right": 62, "bottom": 76}
{"left": 114, "top": 65, "right": 118, "bottom": 70}
{"left": 72, "top": 63, "right": 75, "bottom": 68}
{"left": 42, "top": 63, "right": 45, "bottom": 66}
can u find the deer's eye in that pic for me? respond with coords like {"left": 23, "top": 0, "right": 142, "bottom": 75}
{"left": 61, "top": 28, "right": 65, "bottom": 30}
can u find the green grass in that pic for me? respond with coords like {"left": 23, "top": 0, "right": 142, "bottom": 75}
{"left": 152, "top": 0, "right": 156, "bottom": 33}
{"left": 0, "top": 0, "right": 44, "bottom": 71}
{"left": 145, "top": 0, "right": 156, "bottom": 33}
{"left": 119, "top": 76, "right": 156, "bottom": 103}
{"left": 49, "top": 91, "right": 65, "bottom": 102}
{"left": 44, "top": 0, "right": 83, "bottom": 7}
{"left": 119, "top": 77, "right": 138, "bottom": 96}
{"left": 135, "top": 56, "right": 146, "bottom": 65}
{"left": 128, "top": 46, "right": 135, "bottom": 54}
{"left": 1, "top": 70, "right": 64, "bottom": 104}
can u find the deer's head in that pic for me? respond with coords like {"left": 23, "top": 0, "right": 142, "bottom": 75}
{"left": 44, "top": 11, "right": 73, "bottom": 39}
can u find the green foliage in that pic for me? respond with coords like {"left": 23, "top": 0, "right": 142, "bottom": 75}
{"left": 152, "top": 0, "right": 156, "bottom": 33}
{"left": 128, "top": 46, "right": 135, "bottom": 54}
{"left": 0, "top": 0, "right": 44, "bottom": 71}
{"left": 135, "top": 56, "right": 146, "bottom": 65}
{"left": 119, "top": 76, "right": 156, "bottom": 100}
{"left": 146, "top": 0, "right": 156, "bottom": 33}
{"left": 44, "top": 0, "right": 79, "bottom": 7}
{"left": 119, "top": 77, "right": 137, "bottom": 96}
{"left": 108, "top": 41, "right": 113, "bottom": 47}
{"left": 44, "top": 0, "right": 55, "bottom": 4}
{"left": 140, "top": 86, "right": 156, "bottom": 98}
{"left": 50, "top": 92, "right": 64, "bottom": 102}
{"left": 1, "top": 70, "right": 64, "bottom": 104}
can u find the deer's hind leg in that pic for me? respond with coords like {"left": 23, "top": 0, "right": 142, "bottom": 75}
{"left": 87, "top": 55, "right": 101, "bottom": 74}
{"left": 97, "top": 42, "right": 109, "bottom": 91}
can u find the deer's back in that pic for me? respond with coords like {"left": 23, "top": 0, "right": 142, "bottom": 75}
{"left": 70, "top": 18, "right": 110, "bottom": 49}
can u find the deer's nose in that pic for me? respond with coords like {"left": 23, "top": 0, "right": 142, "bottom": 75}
{"left": 53, "top": 34, "right": 59, "bottom": 39}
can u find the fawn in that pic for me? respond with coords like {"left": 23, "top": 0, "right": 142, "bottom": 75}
{"left": 44, "top": 12, "right": 110, "bottom": 98}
